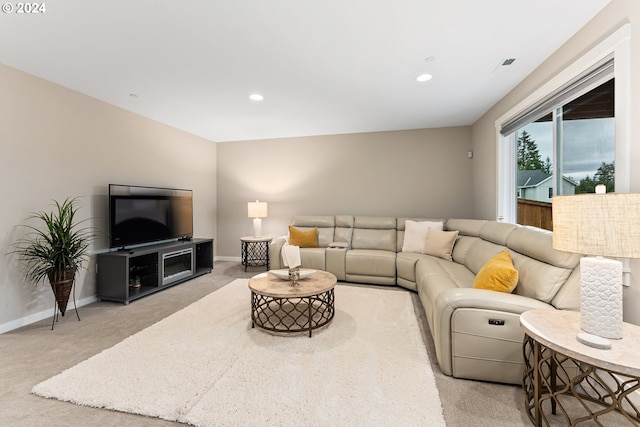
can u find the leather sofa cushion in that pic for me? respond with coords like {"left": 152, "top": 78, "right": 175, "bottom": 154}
{"left": 346, "top": 249, "right": 396, "bottom": 277}
{"left": 479, "top": 221, "right": 518, "bottom": 245}
{"left": 454, "top": 236, "right": 505, "bottom": 275}
{"left": 550, "top": 268, "right": 581, "bottom": 310}
{"left": 454, "top": 235, "right": 575, "bottom": 304}
{"left": 354, "top": 216, "right": 396, "bottom": 230}
{"left": 396, "top": 252, "right": 424, "bottom": 284}
{"left": 446, "top": 218, "right": 486, "bottom": 236}
{"left": 397, "top": 277, "right": 418, "bottom": 292}
{"left": 299, "top": 248, "right": 326, "bottom": 270}
{"left": 334, "top": 215, "right": 354, "bottom": 245}
{"left": 346, "top": 274, "right": 396, "bottom": 286}
{"left": 507, "top": 226, "right": 580, "bottom": 269}
{"left": 451, "top": 308, "right": 524, "bottom": 384}
{"left": 416, "top": 256, "right": 475, "bottom": 330}
{"left": 511, "top": 251, "right": 574, "bottom": 303}
{"left": 492, "top": 227, "right": 577, "bottom": 303}
{"left": 352, "top": 216, "right": 397, "bottom": 251}
{"left": 292, "top": 215, "right": 335, "bottom": 228}
{"left": 352, "top": 228, "right": 396, "bottom": 251}
{"left": 292, "top": 216, "right": 335, "bottom": 248}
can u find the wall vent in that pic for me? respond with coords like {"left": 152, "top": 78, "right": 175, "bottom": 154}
{"left": 493, "top": 58, "right": 516, "bottom": 73}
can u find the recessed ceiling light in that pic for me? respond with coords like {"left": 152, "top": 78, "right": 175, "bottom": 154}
{"left": 416, "top": 73, "right": 433, "bottom": 83}
{"left": 249, "top": 93, "right": 264, "bottom": 101}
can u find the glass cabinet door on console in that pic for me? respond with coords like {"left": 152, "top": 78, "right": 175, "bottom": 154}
{"left": 97, "top": 239, "right": 213, "bottom": 305}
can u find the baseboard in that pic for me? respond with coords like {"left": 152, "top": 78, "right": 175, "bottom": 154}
{"left": 3, "top": 258, "right": 238, "bottom": 334}
{"left": 215, "top": 256, "right": 241, "bottom": 262}
{"left": 0, "top": 295, "right": 99, "bottom": 334}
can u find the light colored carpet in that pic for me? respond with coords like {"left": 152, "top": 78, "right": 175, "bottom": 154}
{"left": 32, "top": 279, "right": 446, "bottom": 427}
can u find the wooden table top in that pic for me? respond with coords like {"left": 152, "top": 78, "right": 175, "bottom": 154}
{"left": 248, "top": 270, "right": 337, "bottom": 298}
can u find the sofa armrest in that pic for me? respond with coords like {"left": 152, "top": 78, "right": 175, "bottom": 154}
{"left": 432, "top": 288, "right": 555, "bottom": 377}
{"left": 268, "top": 237, "right": 287, "bottom": 270}
{"left": 435, "top": 288, "right": 555, "bottom": 317}
{"left": 326, "top": 247, "right": 347, "bottom": 280}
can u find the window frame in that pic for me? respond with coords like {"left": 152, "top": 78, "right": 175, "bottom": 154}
{"left": 495, "top": 24, "right": 630, "bottom": 223}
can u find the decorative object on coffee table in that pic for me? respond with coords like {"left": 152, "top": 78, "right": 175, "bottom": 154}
{"left": 11, "top": 197, "right": 94, "bottom": 329}
{"left": 269, "top": 268, "right": 315, "bottom": 281}
{"left": 281, "top": 244, "right": 302, "bottom": 286}
{"left": 287, "top": 266, "right": 300, "bottom": 286}
{"left": 553, "top": 186, "right": 640, "bottom": 349}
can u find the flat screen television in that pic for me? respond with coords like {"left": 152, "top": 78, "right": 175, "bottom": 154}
{"left": 109, "top": 184, "right": 193, "bottom": 249}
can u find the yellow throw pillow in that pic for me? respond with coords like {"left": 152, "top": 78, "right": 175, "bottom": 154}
{"left": 288, "top": 226, "right": 319, "bottom": 248}
{"left": 473, "top": 250, "right": 519, "bottom": 293}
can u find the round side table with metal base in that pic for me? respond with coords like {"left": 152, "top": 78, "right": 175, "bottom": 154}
{"left": 520, "top": 309, "right": 640, "bottom": 427}
{"left": 240, "top": 236, "right": 272, "bottom": 272}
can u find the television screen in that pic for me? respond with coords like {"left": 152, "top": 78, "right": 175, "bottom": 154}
{"left": 109, "top": 184, "right": 193, "bottom": 248}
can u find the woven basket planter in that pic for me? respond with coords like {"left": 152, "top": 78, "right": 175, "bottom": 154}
{"left": 47, "top": 268, "right": 76, "bottom": 316}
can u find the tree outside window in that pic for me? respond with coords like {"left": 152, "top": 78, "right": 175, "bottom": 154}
{"left": 515, "top": 78, "right": 614, "bottom": 230}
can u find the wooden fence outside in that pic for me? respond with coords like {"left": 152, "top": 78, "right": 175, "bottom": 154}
{"left": 517, "top": 199, "right": 553, "bottom": 231}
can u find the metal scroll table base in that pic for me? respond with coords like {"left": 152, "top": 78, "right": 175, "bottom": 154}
{"left": 523, "top": 334, "right": 640, "bottom": 426}
{"left": 250, "top": 288, "right": 335, "bottom": 338}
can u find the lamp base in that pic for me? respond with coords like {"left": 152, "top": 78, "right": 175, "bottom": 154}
{"left": 577, "top": 332, "right": 611, "bottom": 350}
{"left": 253, "top": 218, "right": 262, "bottom": 237}
{"left": 580, "top": 257, "right": 623, "bottom": 340}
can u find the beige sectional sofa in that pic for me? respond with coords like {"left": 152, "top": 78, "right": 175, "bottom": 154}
{"left": 269, "top": 215, "right": 582, "bottom": 385}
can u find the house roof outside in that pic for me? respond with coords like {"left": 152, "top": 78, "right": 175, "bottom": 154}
{"left": 517, "top": 170, "right": 579, "bottom": 188}
{"left": 518, "top": 170, "right": 551, "bottom": 188}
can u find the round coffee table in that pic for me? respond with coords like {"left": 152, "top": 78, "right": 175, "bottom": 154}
{"left": 249, "top": 270, "right": 337, "bottom": 337}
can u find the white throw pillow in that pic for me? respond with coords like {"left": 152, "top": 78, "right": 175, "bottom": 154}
{"left": 401, "top": 220, "right": 443, "bottom": 253}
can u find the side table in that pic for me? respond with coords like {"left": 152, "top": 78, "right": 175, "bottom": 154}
{"left": 520, "top": 309, "right": 640, "bottom": 426}
{"left": 240, "top": 236, "right": 272, "bottom": 272}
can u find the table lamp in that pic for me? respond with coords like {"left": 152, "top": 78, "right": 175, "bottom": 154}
{"left": 247, "top": 200, "right": 267, "bottom": 237}
{"left": 552, "top": 185, "right": 640, "bottom": 349}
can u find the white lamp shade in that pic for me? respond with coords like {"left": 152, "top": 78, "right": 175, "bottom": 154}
{"left": 552, "top": 193, "right": 640, "bottom": 258}
{"left": 247, "top": 201, "right": 267, "bottom": 218}
{"left": 552, "top": 192, "right": 640, "bottom": 346}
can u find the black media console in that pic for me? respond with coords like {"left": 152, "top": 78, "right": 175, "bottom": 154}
{"left": 97, "top": 238, "right": 214, "bottom": 304}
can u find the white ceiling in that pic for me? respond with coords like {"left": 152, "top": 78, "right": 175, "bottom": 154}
{"left": 0, "top": 0, "right": 611, "bottom": 142}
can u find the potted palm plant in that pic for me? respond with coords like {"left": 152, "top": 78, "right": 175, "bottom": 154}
{"left": 12, "top": 197, "right": 94, "bottom": 319}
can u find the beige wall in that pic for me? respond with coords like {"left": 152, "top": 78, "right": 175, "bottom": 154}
{"left": 216, "top": 127, "right": 473, "bottom": 258}
{"left": 0, "top": 64, "right": 217, "bottom": 332}
{"left": 470, "top": 0, "right": 640, "bottom": 324}
{"left": 6, "top": 0, "right": 638, "bottom": 330}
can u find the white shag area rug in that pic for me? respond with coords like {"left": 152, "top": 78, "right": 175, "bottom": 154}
{"left": 33, "top": 279, "right": 445, "bottom": 427}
